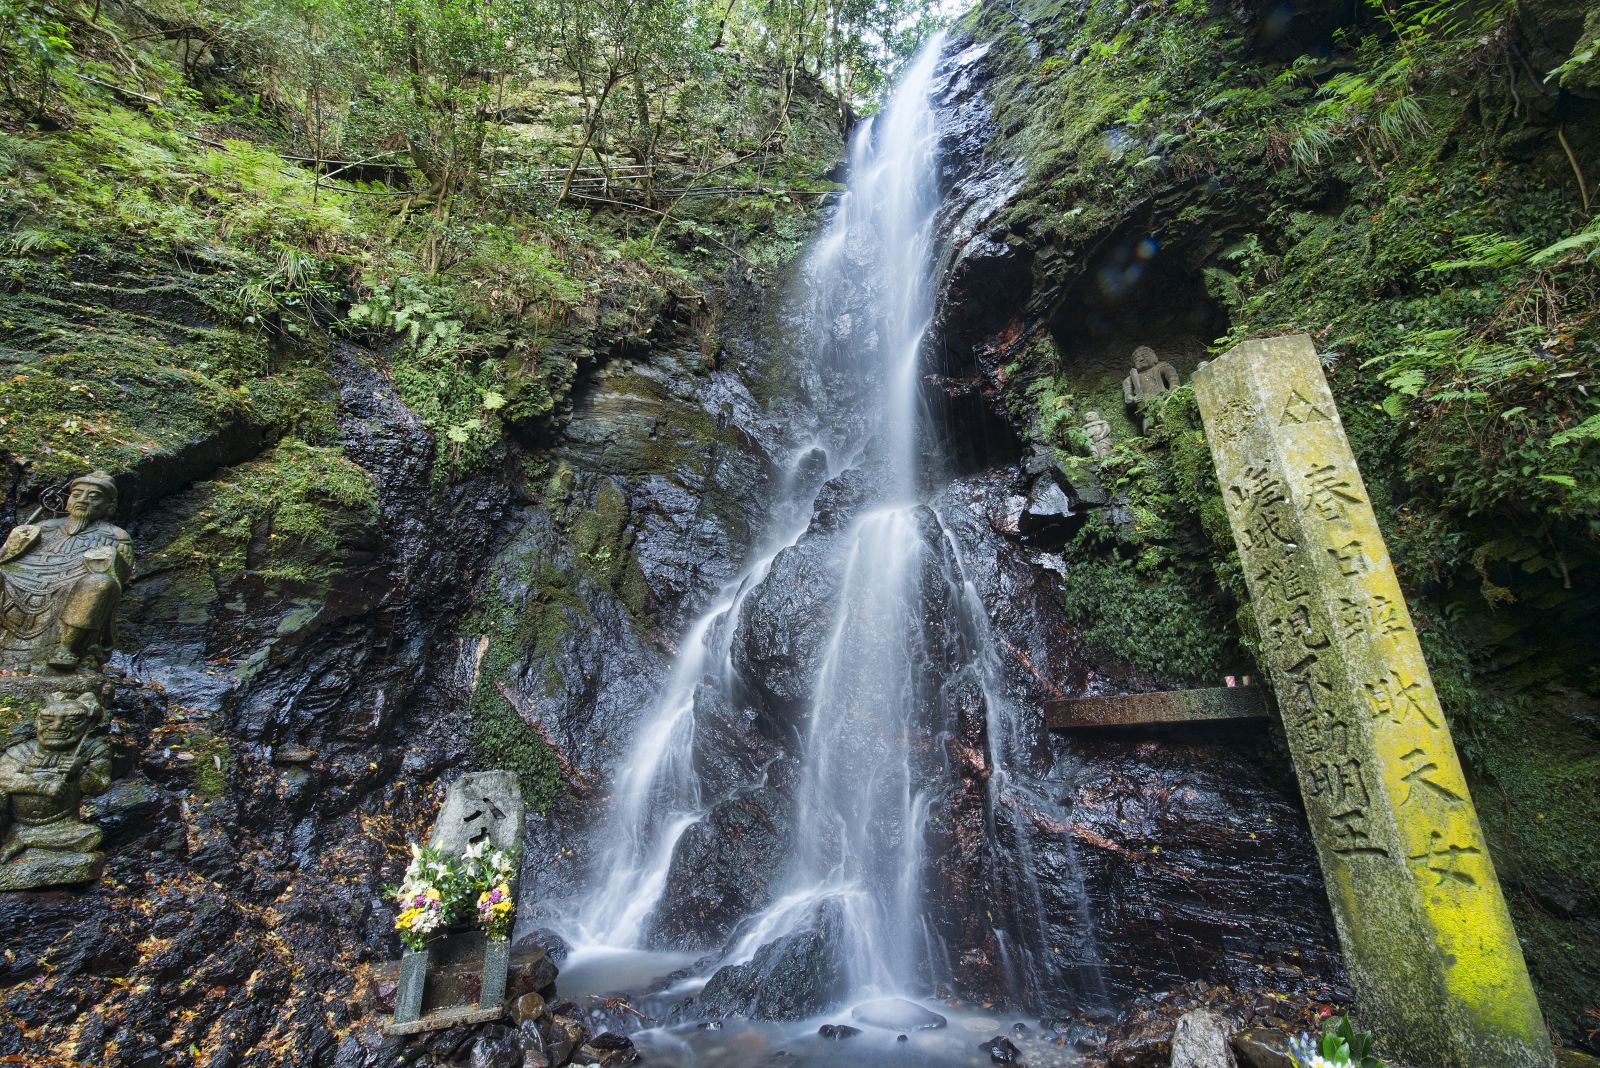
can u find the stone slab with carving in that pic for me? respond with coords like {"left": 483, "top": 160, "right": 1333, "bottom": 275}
{"left": 0, "top": 691, "right": 112, "bottom": 891}
{"left": 1193, "top": 334, "right": 1553, "bottom": 1068}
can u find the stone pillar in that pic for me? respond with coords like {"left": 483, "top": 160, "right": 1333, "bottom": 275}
{"left": 1193, "top": 335, "right": 1552, "bottom": 1068}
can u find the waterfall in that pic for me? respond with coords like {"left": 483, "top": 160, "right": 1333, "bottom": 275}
{"left": 555, "top": 32, "right": 1098, "bottom": 1019}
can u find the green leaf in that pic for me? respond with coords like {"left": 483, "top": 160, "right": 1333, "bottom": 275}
{"left": 1550, "top": 413, "right": 1600, "bottom": 447}
{"left": 1537, "top": 474, "right": 1577, "bottom": 488}
{"left": 481, "top": 390, "right": 506, "bottom": 410}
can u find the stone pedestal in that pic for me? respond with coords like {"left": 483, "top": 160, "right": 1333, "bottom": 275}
{"left": 480, "top": 938, "right": 510, "bottom": 1010}
{"left": 1194, "top": 335, "right": 1553, "bottom": 1068}
{"left": 393, "top": 946, "right": 429, "bottom": 1024}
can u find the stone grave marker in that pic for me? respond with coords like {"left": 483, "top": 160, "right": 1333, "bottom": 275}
{"left": 389, "top": 770, "right": 525, "bottom": 1034}
{"left": 1193, "top": 334, "right": 1553, "bottom": 1068}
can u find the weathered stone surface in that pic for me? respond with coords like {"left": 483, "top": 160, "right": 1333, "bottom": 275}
{"left": 1194, "top": 334, "right": 1554, "bottom": 1068}
{"left": 430, "top": 771, "right": 525, "bottom": 855}
{"left": 1045, "top": 686, "right": 1268, "bottom": 730}
{"left": 1169, "top": 1009, "right": 1236, "bottom": 1068}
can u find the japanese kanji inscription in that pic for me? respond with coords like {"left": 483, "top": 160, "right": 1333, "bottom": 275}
{"left": 1194, "top": 335, "right": 1552, "bottom": 1068}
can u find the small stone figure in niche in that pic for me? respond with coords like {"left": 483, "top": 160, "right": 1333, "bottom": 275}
{"left": 1121, "top": 345, "right": 1181, "bottom": 433}
{"left": 0, "top": 472, "right": 134, "bottom": 675}
{"left": 0, "top": 691, "right": 112, "bottom": 890}
{"left": 1083, "top": 411, "right": 1113, "bottom": 457}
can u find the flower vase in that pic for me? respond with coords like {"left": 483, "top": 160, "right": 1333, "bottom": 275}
{"left": 479, "top": 938, "right": 510, "bottom": 1011}
{"left": 394, "top": 944, "right": 430, "bottom": 1024}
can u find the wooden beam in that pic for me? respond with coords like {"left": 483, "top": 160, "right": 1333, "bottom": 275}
{"left": 1044, "top": 685, "right": 1269, "bottom": 730}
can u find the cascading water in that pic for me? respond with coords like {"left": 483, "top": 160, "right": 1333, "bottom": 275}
{"left": 551, "top": 33, "right": 1103, "bottom": 1056}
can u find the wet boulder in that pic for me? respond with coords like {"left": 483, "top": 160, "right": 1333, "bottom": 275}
{"left": 851, "top": 998, "right": 948, "bottom": 1031}
{"left": 1169, "top": 1009, "right": 1237, "bottom": 1068}
{"left": 697, "top": 901, "right": 849, "bottom": 1021}
{"left": 730, "top": 534, "right": 842, "bottom": 716}
{"left": 648, "top": 757, "right": 797, "bottom": 950}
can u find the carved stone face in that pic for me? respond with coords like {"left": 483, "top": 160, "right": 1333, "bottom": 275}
{"left": 1134, "top": 349, "right": 1158, "bottom": 371}
{"left": 1085, "top": 410, "right": 1102, "bottom": 423}
{"left": 65, "top": 483, "right": 112, "bottom": 522}
{"left": 36, "top": 703, "right": 91, "bottom": 751}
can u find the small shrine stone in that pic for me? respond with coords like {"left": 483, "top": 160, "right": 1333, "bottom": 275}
{"left": 0, "top": 690, "right": 111, "bottom": 890}
{"left": 387, "top": 771, "right": 525, "bottom": 1034}
{"left": 429, "top": 770, "right": 525, "bottom": 855}
{"left": 1121, "top": 346, "right": 1180, "bottom": 433}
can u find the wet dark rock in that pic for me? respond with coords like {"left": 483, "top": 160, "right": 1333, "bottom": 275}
{"left": 510, "top": 991, "right": 547, "bottom": 1028}
{"left": 731, "top": 532, "right": 844, "bottom": 716}
{"left": 468, "top": 1025, "right": 524, "bottom": 1068}
{"left": 542, "top": 1015, "right": 589, "bottom": 1065}
{"left": 698, "top": 901, "right": 849, "bottom": 1021}
{"left": 1170, "top": 1010, "right": 1236, "bottom": 1068}
{"left": 818, "top": 1024, "right": 861, "bottom": 1040}
{"left": 850, "top": 998, "right": 948, "bottom": 1032}
{"left": 515, "top": 928, "right": 571, "bottom": 965}
{"left": 982, "top": 1034, "right": 1024, "bottom": 1065}
{"left": 1231, "top": 1027, "right": 1293, "bottom": 1068}
{"left": 648, "top": 756, "right": 796, "bottom": 948}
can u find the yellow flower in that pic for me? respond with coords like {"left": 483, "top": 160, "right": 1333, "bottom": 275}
{"left": 424, "top": 888, "right": 441, "bottom": 901}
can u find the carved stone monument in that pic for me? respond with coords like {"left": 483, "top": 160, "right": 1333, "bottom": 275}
{"left": 1121, "top": 346, "right": 1180, "bottom": 433}
{"left": 1083, "top": 411, "right": 1113, "bottom": 457}
{"left": 0, "top": 691, "right": 112, "bottom": 890}
{"left": 1, "top": 472, "right": 133, "bottom": 705}
{"left": 389, "top": 770, "right": 525, "bottom": 1034}
{"left": 1193, "top": 335, "right": 1553, "bottom": 1068}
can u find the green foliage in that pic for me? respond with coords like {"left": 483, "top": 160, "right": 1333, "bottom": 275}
{"left": 0, "top": 0, "right": 72, "bottom": 117}
{"left": 1058, "top": 541, "right": 1239, "bottom": 682}
{"left": 1292, "top": 1014, "right": 1385, "bottom": 1067}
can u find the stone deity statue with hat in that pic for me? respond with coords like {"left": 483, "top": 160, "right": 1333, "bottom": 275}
{"left": 1, "top": 471, "right": 134, "bottom": 693}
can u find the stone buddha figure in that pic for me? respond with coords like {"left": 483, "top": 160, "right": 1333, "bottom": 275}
{"left": 0, "top": 472, "right": 134, "bottom": 676}
{"left": 0, "top": 690, "right": 112, "bottom": 889}
{"left": 1083, "top": 411, "right": 1113, "bottom": 457}
{"left": 1121, "top": 345, "right": 1181, "bottom": 433}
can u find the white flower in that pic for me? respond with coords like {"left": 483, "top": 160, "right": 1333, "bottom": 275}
{"left": 463, "top": 840, "right": 487, "bottom": 862}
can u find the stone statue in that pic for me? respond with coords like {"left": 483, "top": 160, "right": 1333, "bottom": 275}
{"left": 0, "top": 472, "right": 134, "bottom": 676}
{"left": 1121, "top": 346, "right": 1181, "bottom": 433}
{"left": 1083, "top": 411, "right": 1113, "bottom": 457}
{"left": 0, "top": 690, "right": 112, "bottom": 890}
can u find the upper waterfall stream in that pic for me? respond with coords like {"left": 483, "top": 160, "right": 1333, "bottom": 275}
{"left": 542, "top": 36, "right": 1106, "bottom": 1064}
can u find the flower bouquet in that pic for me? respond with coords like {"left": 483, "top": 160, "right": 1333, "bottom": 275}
{"left": 391, "top": 844, "right": 466, "bottom": 951}
{"left": 463, "top": 840, "right": 519, "bottom": 942}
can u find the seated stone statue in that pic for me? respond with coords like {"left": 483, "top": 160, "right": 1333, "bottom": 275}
{"left": 0, "top": 472, "right": 133, "bottom": 675}
{"left": 1083, "top": 411, "right": 1113, "bottom": 457}
{"left": 0, "top": 691, "right": 112, "bottom": 889}
{"left": 1121, "top": 346, "right": 1181, "bottom": 433}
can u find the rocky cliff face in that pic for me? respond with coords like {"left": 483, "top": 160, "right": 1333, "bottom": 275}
{"left": 0, "top": 219, "right": 828, "bottom": 1066}
{"left": 929, "top": 0, "right": 1600, "bottom": 1049}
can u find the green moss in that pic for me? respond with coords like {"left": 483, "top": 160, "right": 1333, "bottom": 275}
{"left": 184, "top": 729, "right": 233, "bottom": 800}
{"left": 144, "top": 439, "right": 379, "bottom": 587}
{"left": 461, "top": 550, "right": 590, "bottom": 813}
